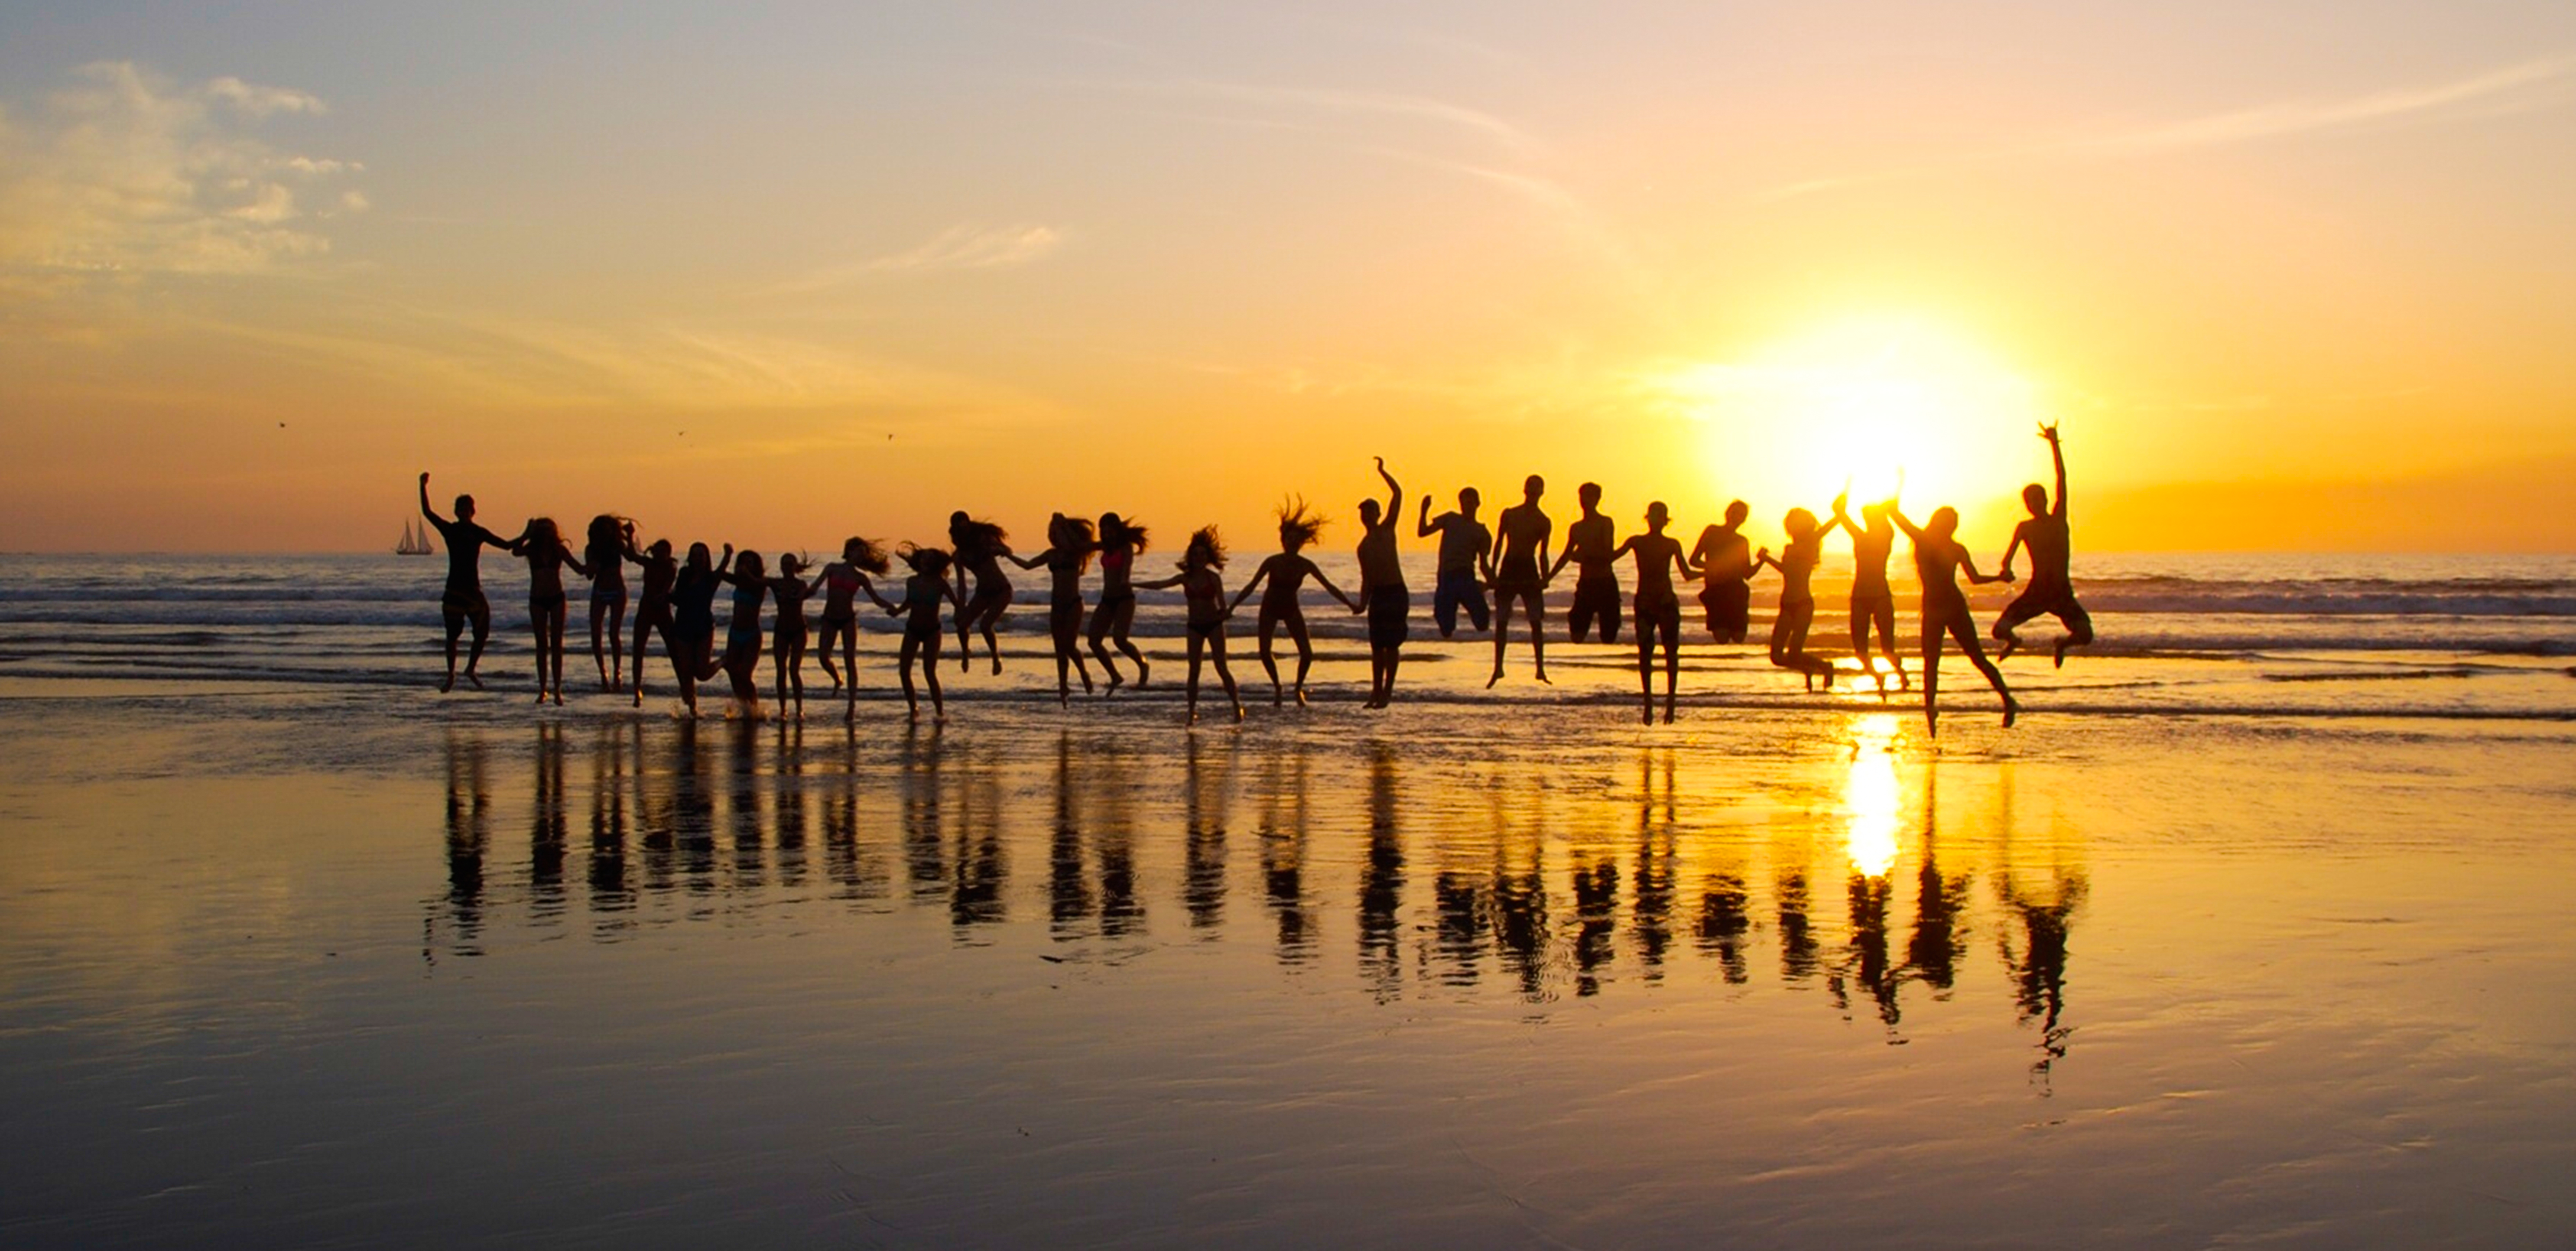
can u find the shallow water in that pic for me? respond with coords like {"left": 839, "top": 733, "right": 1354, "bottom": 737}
{"left": 2, "top": 687, "right": 2571, "bottom": 1247}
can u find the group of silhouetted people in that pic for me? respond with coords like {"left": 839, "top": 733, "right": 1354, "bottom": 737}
{"left": 419, "top": 424, "right": 2092, "bottom": 733}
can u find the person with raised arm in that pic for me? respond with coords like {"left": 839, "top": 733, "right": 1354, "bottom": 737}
{"left": 1609, "top": 502, "right": 1701, "bottom": 725}
{"left": 1993, "top": 422, "right": 2095, "bottom": 667}
{"left": 664, "top": 541, "right": 732, "bottom": 718}
{"left": 1087, "top": 512, "right": 1152, "bottom": 692}
{"left": 1486, "top": 475, "right": 1554, "bottom": 687}
{"left": 882, "top": 545, "right": 964, "bottom": 722}
{"left": 1829, "top": 490, "right": 1907, "bottom": 691}
{"left": 1008, "top": 513, "right": 1098, "bottom": 706}
{"left": 1889, "top": 503, "right": 2017, "bottom": 735}
{"left": 1226, "top": 498, "right": 1354, "bottom": 707}
{"left": 624, "top": 531, "right": 678, "bottom": 708}
{"left": 947, "top": 512, "right": 1015, "bottom": 675}
{"left": 504, "top": 516, "right": 589, "bottom": 706}
{"left": 768, "top": 553, "right": 817, "bottom": 719}
{"left": 812, "top": 537, "right": 891, "bottom": 721}
{"left": 1139, "top": 526, "right": 1244, "bottom": 726}
{"left": 580, "top": 516, "right": 630, "bottom": 693}
{"left": 1689, "top": 500, "right": 1758, "bottom": 644}
{"left": 1353, "top": 458, "right": 1409, "bottom": 709}
{"left": 418, "top": 472, "right": 512, "bottom": 692}
{"left": 1547, "top": 482, "right": 1620, "bottom": 645}
{"left": 1748, "top": 507, "right": 1837, "bottom": 691}
{"left": 707, "top": 549, "right": 770, "bottom": 720}
{"left": 1418, "top": 484, "right": 1492, "bottom": 639}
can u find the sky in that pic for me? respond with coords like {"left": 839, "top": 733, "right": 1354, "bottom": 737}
{"left": 2, "top": 1, "right": 2572, "bottom": 553}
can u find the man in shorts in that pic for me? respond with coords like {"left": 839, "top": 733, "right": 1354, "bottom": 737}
{"left": 1417, "top": 485, "right": 1492, "bottom": 638}
{"left": 1994, "top": 423, "right": 2094, "bottom": 667}
{"left": 1485, "top": 474, "right": 1553, "bottom": 686}
{"left": 419, "top": 471, "right": 512, "bottom": 691}
{"left": 1549, "top": 482, "right": 1620, "bottom": 645}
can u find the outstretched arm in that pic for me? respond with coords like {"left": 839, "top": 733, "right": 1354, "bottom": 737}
{"left": 1375, "top": 457, "right": 1401, "bottom": 520}
{"left": 1998, "top": 523, "right": 2027, "bottom": 580}
{"left": 1416, "top": 496, "right": 1438, "bottom": 539}
{"left": 1309, "top": 562, "right": 1355, "bottom": 610}
{"left": 1829, "top": 493, "right": 1862, "bottom": 541}
{"left": 562, "top": 543, "right": 591, "bottom": 580}
{"left": 1888, "top": 508, "right": 1925, "bottom": 543}
{"left": 1135, "top": 571, "right": 1187, "bottom": 591}
{"left": 2044, "top": 423, "right": 2067, "bottom": 519}
{"left": 1226, "top": 561, "right": 1272, "bottom": 613}
{"left": 1962, "top": 548, "right": 2005, "bottom": 585}
{"left": 1006, "top": 549, "right": 1049, "bottom": 571}
{"left": 416, "top": 473, "right": 442, "bottom": 524}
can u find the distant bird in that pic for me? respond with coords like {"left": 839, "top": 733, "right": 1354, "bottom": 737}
{"left": 277, "top": 422, "right": 287, "bottom": 428}
{"left": 678, "top": 430, "right": 688, "bottom": 437}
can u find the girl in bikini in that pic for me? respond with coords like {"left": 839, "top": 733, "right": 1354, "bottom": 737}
{"left": 1087, "top": 512, "right": 1151, "bottom": 692}
{"left": 768, "top": 553, "right": 817, "bottom": 719}
{"left": 508, "top": 517, "right": 589, "bottom": 706}
{"left": 882, "top": 546, "right": 964, "bottom": 722}
{"left": 1751, "top": 506, "right": 1838, "bottom": 691}
{"left": 625, "top": 533, "right": 678, "bottom": 708}
{"left": 1226, "top": 498, "right": 1354, "bottom": 706}
{"left": 812, "top": 537, "right": 890, "bottom": 720}
{"left": 1140, "top": 526, "right": 1243, "bottom": 725}
{"left": 708, "top": 549, "right": 769, "bottom": 720}
{"left": 1008, "top": 513, "right": 1097, "bottom": 705}
{"left": 582, "top": 515, "right": 629, "bottom": 693}
{"left": 948, "top": 512, "right": 1014, "bottom": 675}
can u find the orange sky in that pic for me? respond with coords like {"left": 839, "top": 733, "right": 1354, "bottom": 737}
{"left": 3, "top": 5, "right": 2573, "bottom": 553}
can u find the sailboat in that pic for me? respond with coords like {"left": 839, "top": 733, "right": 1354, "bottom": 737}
{"left": 396, "top": 518, "right": 436, "bottom": 556}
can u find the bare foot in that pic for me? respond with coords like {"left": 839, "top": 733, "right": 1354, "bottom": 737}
{"left": 1535, "top": 669, "right": 1550, "bottom": 685}
{"left": 1232, "top": 704, "right": 1245, "bottom": 723}
{"left": 1294, "top": 688, "right": 1308, "bottom": 707}
{"left": 1104, "top": 671, "right": 1125, "bottom": 696}
{"left": 1134, "top": 661, "right": 1151, "bottom": 688}
{"left": 1487, "top": 667, "right": 1504, "bottom": 689}
{"left": 2001, "top": 697, "right": 2019, "bottom": 729}
{"left": 465, "top": 672, "right": 484, "bottom": 691}
{"left": 439, "top": 674, "right": 455, "bottom": 693}
{"left": 2054, "top": 639, "right": 2070, "bottom": 669}
{"left": 1996, "top": 636, "right": 2020, "bottom": 662}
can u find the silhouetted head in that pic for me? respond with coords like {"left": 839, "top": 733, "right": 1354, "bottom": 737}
{"left": 733, "top": 549, "right": 765, "bottom": 580}
{"left": 586, "top": 514, "right": 621, "bottom": 550}
{"left": 1098, "top": 512, "right": 1147, "bottom": 552}
{"left": 1861, "top": 501, "right": 1889, "bottom": 527}
{"left": 1523, "top": 475, "right": 1544, "bottom": 502}
{"left": 1929, "top": 506, "right": 1960, "bottom": 537}
{"left": 685, "top": 542, "right": 712, "bottom": 571}
{"left": 948, "top": 512, "right": 1004, "bottom": 553}
{"left": 648, "top": 538, "right": 673, "bottom": 560}
{"left": 1577, "top": 482, "right": 1602, "bottom": 511}
{"left": 901, "top": 544, "right": 951, "bottom": 577}
{"left": 1458, "top": 486, "right": 1481, "bottom": 514}
{"left": 1725, "top": 499, "right": 1750, "bottom": 527}
{"left": 2023, "top": 483, "right": 2049, "bottom": 517}
{"left": 1783, "top": 508, "right": 1817, "bottom": 539}
{"left": 1276, "top": 496, "right": 1325, "bottom": 552}
{"left": 1182, "top": 525, "right": 1226, "bottom": 570}
{"left": 525, "top": 517, "right": 559, "bottom": 549}
{"left": 841, "top": 536, "right": 891, "bottom": 574}
{"left": 777, "top": 553, "right": 808, "bottom": 579}
{"left": 1645, "top": 501, "right": 1670, "bottom": 532}
{"left": 455, "top": 494, "right": 476, "bottom": 521}
{"left": 1358, "top": 498, "right": 1382, "bottom": 527}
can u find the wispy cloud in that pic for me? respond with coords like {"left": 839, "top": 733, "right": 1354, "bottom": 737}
{"left": 765, "top": 223, "right": 1063, "bottom": 294}
{"left": 0, "top": 61, "right": 364, "bottom": 277}
{"left": 1106, "top": 79, "right": 1539, "bottom": 155}
{"left": 1761, "top": 54, "right": 2576, "bottom": 201}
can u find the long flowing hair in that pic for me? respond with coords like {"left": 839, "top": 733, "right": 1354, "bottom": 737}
{"left": 1050, "top": 513, "right": 1096, "bottom": 574}
{"left": 585, "top": 514, "right": 623, "bottom": 558}
{"left": 1099, "top": 512, "right": 1149, "bottom": 554}
{"left": 1182, "top": 525, "right": 1226, "bottom": 570}
{"left": 948, "top": 511, "right": 1007, "bottom": 559}
{"left": 1275, "top": 496, "right": 1327, "bottom": 552}
{"left": 900, "top": 543, "right": 953, "bottom": 577}
{"left": 840, "top": 536, "right": 891, "bottom": 575}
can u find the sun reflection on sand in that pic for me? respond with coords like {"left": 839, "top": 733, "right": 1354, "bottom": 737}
{"left": 1843, "top": 713, "right": 1903, "bottom": 879}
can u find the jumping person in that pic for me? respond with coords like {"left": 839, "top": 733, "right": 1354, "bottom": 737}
{"left": 625, "top": 533, "right": 678, "bottom": 708}
{"left": 505, "top": 516, "right": 589, "bottom": 705}
{"left": 664, "top": 542, "right": 732, "bottom": 718}
{"left": 708, "top": 550, "right": 770, "bottom": 719}
{"left": 1009, "top": 513, "right": 1098, "bottom": 705}
{"left": 1994, "top": 422, "right": 2094, "bottom": 667}
{"left": 812, "top": 537, "right": 891, "bottom": 721}
{"left": 1889, "top": 504, "right": 2016, "bottom": 734}
{"left": 1548, "top": 482, "right": 1620, "bottom": 645}
{"left": 1418, "top": 485, "right": 1492, "bottom": 639}
{"left": 1140, "top": 526, "right": 1244, "bottom": 725}
{"left": 1830, "top": 491, "right": 1907, "bottom": 691}
{"left": 1087, "top": 513, "right": 1151, "bottom": 692}
{"left": 881, "top": 545, "right": 963, "bottom": 722}
{"left": 1610, "top": 502, "right": 1700, "bottom": 725}
{"left": 948, "top": 512, "right": 1014, "bottom": 675}
{"left": 1226, "top": 498, "right": 1354, "bottom": 706}
{"left": 1354, "top": 458, "right": 1408, "bottom": 709}
{"left": 1690, "top": 500, "right": 1758, "bottom": 644}
{"left": 769, "top": 553, "right": 816, "bottom": 719}
{"left": 581, "top": 515, "right": 629, "bottom": 693}
{"left": 1487, "top": 475, "right": 1553, "bottom": 687}
{"left": 1750, "top": 507, "right": 1837, "bottom": 691}
{"left": 418, "top": 472, "right": 511, "bottom": 692}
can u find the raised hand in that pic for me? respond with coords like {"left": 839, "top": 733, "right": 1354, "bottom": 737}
{"left": 2038, "top": 421, "right": 2059, "bottom": 443}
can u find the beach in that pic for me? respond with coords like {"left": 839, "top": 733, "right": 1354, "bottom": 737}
{"left": 3, "top": 553, "right": 2574, "bottom": 1247}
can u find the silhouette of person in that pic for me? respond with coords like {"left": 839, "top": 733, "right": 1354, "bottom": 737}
{"left": 1689, "top": 500, "right": 1757, "bottom": 644}
{"left": 948, "top": 512, "right": 1013, "bottom": 675}
{"left": 1087, "top": 513, "right": 1152, "bottom": 691}
{"left": 1889, "top": 504, "right": 2016, "bottom": 733}
{"left": 708, "top": 549, "right": 769, "bottom": 719}
{"left": 1750, "top": 507, "right": 1837, "bottom": 690}
{"left": 1139, "top": 526, "right": 1244, "bottom": 725}
{"left": 880, "top": 545, "right": 963, "bottom": 721}
{"left": 1226, "top": 498, "right": 1354, "bottom": 706}
{"left": 813, "top": 537, "right": 890, "bottom": 721}
{"left": 419, "top": 472, "right": 511, "bottom": 692}
{"left": 1418, "top": 485, "right": 1492, "bottom": 638}
{"left": 1487, "top": 474, "right": 1553, "bottom": 686}
{"left": 664, "top": 541, "right": 732, "bottom": 717}
{"left": 1548, "top": 482, "right": 1620, "bottom": 644}
{"left": 1995, "top": 423, "right": 2094, "bottom": 666}
{"left": 624, "top": 533, "right": 678, "bottom": 708}
{"left": 769, "top": 553, "right": 818, "bottom": 718}
{"left": 1353, "top": 458, "right": 1408, "bottom": 709}
{"left": 581, "top": 515, "right": 629, "bottom": 693}
{"left": 1830, "top": 491, "right": 1907, "bottom": 690}
{"left": 504, "top": 516, "right": 589, "bottom": 705}
{"left": 1009, "top": 513, "right": 1099, "bottom": 706}
{"left": 1611, "top": 502, "right": 1700, "bottom": 724}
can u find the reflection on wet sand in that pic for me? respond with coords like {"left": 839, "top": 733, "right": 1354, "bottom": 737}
{"left": 430, "top": 718, "right": 2087, "bottom": 1047}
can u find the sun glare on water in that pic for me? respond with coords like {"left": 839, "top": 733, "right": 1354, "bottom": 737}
{"left": 1656, "top": 316, "right": 2042, "bottom": 516}
{"left": 1843, "top": 713, "right": 1904, "bottom": 879}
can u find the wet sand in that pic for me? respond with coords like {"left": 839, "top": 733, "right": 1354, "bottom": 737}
{"left": 2, "top": 688, "right": 2572, "bottom": 1247}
